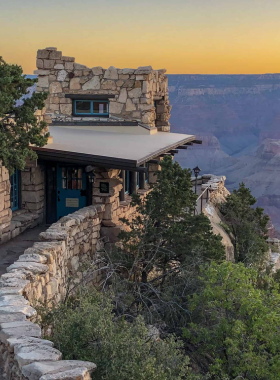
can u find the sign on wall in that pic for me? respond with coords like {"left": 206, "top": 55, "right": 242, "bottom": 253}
{"left": 66, "top": 198, "right": 79, "bottom": 207}
{"left": 100, "top": 182, "right": 109, "bottom": 193}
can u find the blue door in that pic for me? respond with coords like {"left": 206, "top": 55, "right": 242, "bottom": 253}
{"left": 57, "top": 165, "right": 87, "bottom": 220}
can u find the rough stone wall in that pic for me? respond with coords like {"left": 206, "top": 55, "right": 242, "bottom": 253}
{"left": 0, "top": 205, "right": 104, "bottom": 379}
{"left": 0, "top": 164, "right": 45, "bottom": 245}
{"left": 35, "top": 47, "right": 171, "bottom": 131}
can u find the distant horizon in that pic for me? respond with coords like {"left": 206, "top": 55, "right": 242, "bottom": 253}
{"left": 3, "top": 0, "right": 280, "bottom": 75}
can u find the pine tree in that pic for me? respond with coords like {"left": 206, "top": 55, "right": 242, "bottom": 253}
{"left": 0, "top": 57, "right": 49, "bottom": 172}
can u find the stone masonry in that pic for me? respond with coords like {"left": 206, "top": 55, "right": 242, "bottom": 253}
{"left": 0, "top": 163, "right": 45, "bottom": 246}
{"left": 0, "top": 205, "right": 104, "bottom": 379}
{"left": 35, "top": 47, "right": 171, "bottom": 131}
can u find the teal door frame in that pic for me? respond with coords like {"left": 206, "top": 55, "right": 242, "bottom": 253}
{"left": 56, "top": 164, "right": 87, "bottom": 220}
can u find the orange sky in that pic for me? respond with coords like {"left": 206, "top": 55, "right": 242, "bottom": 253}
{"left": 1, "top": 0, "right": 280, "bottom": 74}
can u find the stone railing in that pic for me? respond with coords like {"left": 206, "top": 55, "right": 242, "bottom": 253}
{"left": 0, "top": 205, "right": 105, "bottom": 380}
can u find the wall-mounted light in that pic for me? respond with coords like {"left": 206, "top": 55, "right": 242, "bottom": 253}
{"left": 87, "top": 172, "right": 95, "bottom": 183}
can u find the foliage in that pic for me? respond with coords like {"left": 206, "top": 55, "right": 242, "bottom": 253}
{"left": 39, "top": 289, "right": 197, "bottom": 380}
{"left": 101, "top": 156, "right": 225, "bottom": 328}
{"left": 219, "top": 182, "right": 269, "bottom": 266}
{"left": 0, "top": 57, "right": 49, "bottom": 172}
{"left": 184, "top": 261, "right": 280, "bottom": 380}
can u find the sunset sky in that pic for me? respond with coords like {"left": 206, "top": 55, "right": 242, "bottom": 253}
{"left": 1, "top": 0, "right": 280, "bottom": 74}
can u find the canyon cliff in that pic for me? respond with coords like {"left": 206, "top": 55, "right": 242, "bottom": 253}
{"left": 168, "top": 74, "right": 280, "bottom": 233}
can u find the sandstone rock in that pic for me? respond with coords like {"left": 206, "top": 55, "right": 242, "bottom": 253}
{"left": 44, "top": 60, "right": 55, "bottom": 69}
{"left": 7, "top": 262, "right": 49, "bottom": 274}
{"left": 37, "top": 50, "right": 49, "bottom": 59}
{"left": 37, "top": 77, "right": 49, "bottom": 88}
{"left": 0, "top": 312, "right": 26, "bottom": 323}
{"left": 101, "top": 80, "right": 116, "bottom": 90}
{"left": 49, "top": 51, "right": 62, "bottom": 60}
{"left": 0, "top": 304, "right": 36, "bottom": 318}
{"left": 122, "top": 68, "right": 135, "bottom": 75}
{"left": 49, "top": 82, "right": 62, "bottom": 94}
{"left": 62, "top": 56, "right": 75, "bottom": 62}
{"left": 126, "top": 99, "right": 136, "bottom": 111}
{"left": 54, "top": 64, "right": 64, "bottom": 70}
{"left": 18, "top": 253, "right": 47, "bottom": 264}
{"left": 15, "top": 344, "right": 62, "bottom": 368}
{"left": 92, "top": 66, "right": 103, "bottom": 75}
{"left": 118, "top": 88, "right": 127, "bottom": 103}
{"left": 22, "top": 360, "right": 96, "bottom": 380}
{"left": 104, "top": 66, "right": 118, "bottom": 80}
{"left": 82, "top": 76, "right": 100, "bottom": 90}
{"left": 74, "top": 63, "right": 88, "bottom": 69}
{"left": 135, "top": 66, "right": 153, "bottom": 74}
{"left": 128, "top": 88, "right": 142, "bottom": 98}
{"left": 65, "top": 61, "right": 74, "bottom": 70}
{"left": 8, "top": 336, "right": 53, "bottom": 350}
{"left": 69, "top": 77, "right": 81, "bottom": 90}
{"left": 36, "top": 59, "right": 44, "bottom": 69}
{"left": 109, "top": 102, "right": 123, "bottom": 114}
{"left": 0, "top": 277, "right": 30, "bottom": 289}
{"left": 60, "top": 104, "right": 72, "bottom": 115}
{"left": 57, "top": 70, "right": 68, "bottom": 82}
{"left": 34, "top": 70, "right": 50, "bottom": 75}
{"left": 0, "top": 321, "right": 41, "bottom": 343}
{"left": 39, "top": 367, "right": 92, "bottom": 380}
{"left": 0, "top": 294, "right": 29, "bottom": 307}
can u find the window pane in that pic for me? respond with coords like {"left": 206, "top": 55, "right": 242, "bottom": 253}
{"left": 62, "top": 179, "right": 67, "bottom": 189}
{"left": 72, "top": 179, "right": 77, "bottom": 189}
{"left": 62, "top": 167, "right": 66, "bottom": 178}
{"left": 93, "top": 101, "right": 108, "bottom": 114}
{"left": 76, "top": 101, "right": 91, "bottom": 114}
{"left": 78, "top": 180, "right": 82, "bottom": 189}
{"left": 72, "top": 168, "right": 78, "bottom": 178}
{"left": 78, "top": 168, "right": 82, "bottom": 179}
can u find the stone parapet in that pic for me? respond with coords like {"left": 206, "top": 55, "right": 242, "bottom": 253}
{"left": 0, "top": 205, "right": 104, "bottom": 379}
{"left": 35, "top": 47, "right": 171, "bottom": 131}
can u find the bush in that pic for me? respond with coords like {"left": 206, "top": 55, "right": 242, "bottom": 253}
{"left": 184, "top": 262, "right": 280, "bottom": 380}
{"left": 39, "top": 289, "right": 196, "bottom": 380}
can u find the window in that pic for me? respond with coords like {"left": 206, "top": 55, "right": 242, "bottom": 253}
{"left": 61, "top": 167, "right": 83, "bottom": 190}
{"left": 74, "top": 100, "right": 109, "bottom": 116}
{"left": 10, "top": 170, "right": 19, "bottom": 211}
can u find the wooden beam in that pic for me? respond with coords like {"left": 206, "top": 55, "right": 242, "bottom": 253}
{"left": 193, "top": 139, "right": 203, "bottom": 144}
{"left": 130, "top": 171, "right": 137, "bottom": 194}
{"left": 177, "top": 146, "right": 188, "bottom": 150}
{"left": 170, "top": 149, "right": 179, "bottom": 154}
{"left": 184, "top": 142, "right": 193, "bottom": 146}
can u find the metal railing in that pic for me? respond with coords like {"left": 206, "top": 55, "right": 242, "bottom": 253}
{"left": 194, "top": 185, "right": 211, "bottom": 215}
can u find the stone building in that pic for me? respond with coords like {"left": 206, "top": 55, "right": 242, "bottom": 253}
{"left": 0, "top": 47, "right": 199, "bottom": 245}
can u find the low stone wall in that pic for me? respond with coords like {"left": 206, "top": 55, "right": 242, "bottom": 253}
{"left": 0, "top": 205, "right": 104, "bottom": 380}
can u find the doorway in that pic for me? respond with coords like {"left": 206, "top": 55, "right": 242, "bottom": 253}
{"left": 56, "top": 164, "right": 87, "bottom": 220}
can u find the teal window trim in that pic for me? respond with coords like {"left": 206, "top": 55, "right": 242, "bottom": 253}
{"left": 10, "top": 170, "right": 19, "bottom": 211}
{"left": 74, "top": 100, "right": 109, "bottom": 116}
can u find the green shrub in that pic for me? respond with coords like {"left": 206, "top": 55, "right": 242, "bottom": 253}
{"left": 39, "top": 289, "right": 196, "bottom": 380}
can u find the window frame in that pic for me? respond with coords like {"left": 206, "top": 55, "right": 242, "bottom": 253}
{"left": 73, "top": 99, "right": 109, "bottom": 117}
{"left": 10, "top": 169, "right": 19, "bottom": 212}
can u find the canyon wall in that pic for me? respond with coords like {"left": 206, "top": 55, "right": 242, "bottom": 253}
{"left": 168, "top": 74, "right": 280, "bottom": 234}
